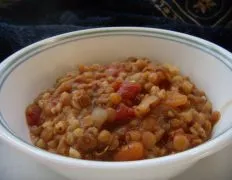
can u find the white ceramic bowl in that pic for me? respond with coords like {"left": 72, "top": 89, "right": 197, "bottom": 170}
{"left": 1, "top": 27, "right": 232, "bottom": 180}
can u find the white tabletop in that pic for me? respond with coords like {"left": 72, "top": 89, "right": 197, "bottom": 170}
{"left": 0, "top": 141, "right": 232, "bottom": 180}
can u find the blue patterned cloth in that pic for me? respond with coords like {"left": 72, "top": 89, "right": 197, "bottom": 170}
{"left": 0, "top": 0, "right": 232, "bottom": 61}
{"left": 152, "top": 0, "right": 232, "bottom": 26}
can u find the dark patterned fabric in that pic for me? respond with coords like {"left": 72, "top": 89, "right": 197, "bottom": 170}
{"left": 0, "top": 0, "right": 232, "bottom": 62}
{"left": 152, "top": 0, "right": 232, "bottom": 27}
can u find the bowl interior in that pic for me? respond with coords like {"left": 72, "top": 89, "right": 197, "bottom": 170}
{"left": 1, "top": 32, "right": 232, "bottom": 144}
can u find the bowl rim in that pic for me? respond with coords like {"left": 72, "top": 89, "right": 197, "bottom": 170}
{"left": 1, "top": 27, "right": 232, "bottom": 169}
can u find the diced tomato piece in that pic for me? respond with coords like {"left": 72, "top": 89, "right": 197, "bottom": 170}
{"left": 117, "top": 82, "right": 141, "bottom": 100}
{"left": 115, "top": 104, "right": 135, "bottom": 122}
{"left": 112, "top": 81, "right": 122, "bottom": 91}
{"left": 26, "top": 104, "right": 42, "bottom": 126}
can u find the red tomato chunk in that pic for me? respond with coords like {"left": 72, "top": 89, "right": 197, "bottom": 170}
{"left": 115, "top": 103, "right": 135, "bottom": 122}
{"left": 118, "top": 82, "right": 141, "bottom": 100}
{"left": 26, "top": 104, "right": 42, "bottom": 126}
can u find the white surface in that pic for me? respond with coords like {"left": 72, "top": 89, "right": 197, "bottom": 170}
{"left": 1, "top": 27, "right": 232, "bottom": 180}
{"left": 0, "top": 141, "right": 232, "bottom": 180}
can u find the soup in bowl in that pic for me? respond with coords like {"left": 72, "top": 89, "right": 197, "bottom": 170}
{"left": 0, "top": 27, "right": 232, "bottom": 180}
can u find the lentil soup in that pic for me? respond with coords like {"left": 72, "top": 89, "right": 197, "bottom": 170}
{"left": 25, "top": 58, "right": 220, "bottom": 161}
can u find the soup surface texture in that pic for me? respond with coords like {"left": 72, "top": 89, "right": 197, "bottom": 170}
{"left": 26, "top": 58, "right": 220, "bottom": 161}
